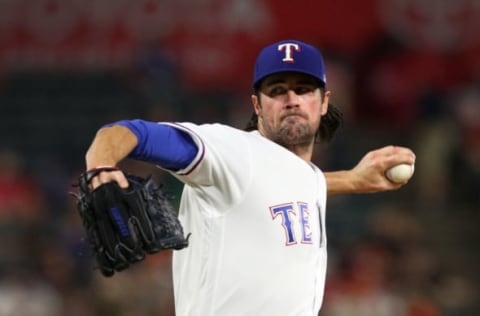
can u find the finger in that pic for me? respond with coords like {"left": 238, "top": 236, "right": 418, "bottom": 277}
{"left": 392, "top": 146, "right": 416, "bottom": 160}
{"left": 89, "top": 174, "right": 110, "bottom": 190}
{"left": 388, "top": 181, "right": 406, "bottom": 190}
{"left": 381, "top": 176, "right": 408, "bottom": 190}
{"left": 90, "top": 171, "right": 128, "bottom": 190}
{"left": 112, "top": 171, "right": 129, "bottom": 189}
{"left": 380, "top": 145, "right": 413, "bottom": 157}
{"left": 381, "top": 146, "right": 416, "bottom": 166}
{"left": 392, "top": 148, "right": 416, "bottom": 166}
{"left": 90, "top": 176, "right": 101, "bottom": 190}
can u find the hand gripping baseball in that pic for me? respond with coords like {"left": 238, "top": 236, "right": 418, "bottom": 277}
{"left": 350, "top": 146, "right": 415, "bottom": 193}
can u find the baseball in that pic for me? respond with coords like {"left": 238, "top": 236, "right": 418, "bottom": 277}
{"left": 385, "top": 163, "right": 414, "bottom": 183}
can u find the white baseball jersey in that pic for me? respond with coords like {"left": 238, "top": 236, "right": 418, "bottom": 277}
{"left": 162, "top": 122, "right": 328, "bottom": 316}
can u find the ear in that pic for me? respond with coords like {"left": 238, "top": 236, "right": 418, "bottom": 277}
{"left": 321, "top": 90, "right": 330, "bottom": 115}
{"left": 251, "top": 94, "right": 261, "bottom": 115}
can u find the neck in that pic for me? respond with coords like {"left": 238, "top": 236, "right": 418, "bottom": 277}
{"left": 284, "top": 143, "right": 314, "bottom": 162}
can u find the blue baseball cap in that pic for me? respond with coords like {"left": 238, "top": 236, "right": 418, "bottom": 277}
{"left": 253, "top": 39, "right": 327, "bottom": 89}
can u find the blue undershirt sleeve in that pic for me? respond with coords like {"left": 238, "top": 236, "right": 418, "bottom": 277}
{"left": 103, "top": 119, "right": 198, "bottom": 171}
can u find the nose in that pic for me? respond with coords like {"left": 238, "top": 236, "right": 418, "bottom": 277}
{"left": 285, "top": 89, "right": 300, "bottom": 108}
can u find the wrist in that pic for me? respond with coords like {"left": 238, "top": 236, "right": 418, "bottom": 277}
{"left": 86, "top": 165, "right": 119, "bottom": 172}
{"left": 325, "top": 170, "right": 357, "bottom": 195}
{"left": 345, "top": 169, "right": 362, "bottom": 192}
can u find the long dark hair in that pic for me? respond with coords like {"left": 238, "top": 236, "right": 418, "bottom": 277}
{"left": 244, "top": 89, "right": 343, "bottom": 143}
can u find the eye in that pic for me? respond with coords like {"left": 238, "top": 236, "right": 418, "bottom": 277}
{"left": 267, "top": 85, "right": 287, "bottom": 96}
{"left": 294, "top": 85, "right": 315, "bottom": 95}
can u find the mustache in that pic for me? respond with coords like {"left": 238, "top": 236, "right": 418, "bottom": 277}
{"left": 280, "top": 110, "right": 308, "bottom": 121}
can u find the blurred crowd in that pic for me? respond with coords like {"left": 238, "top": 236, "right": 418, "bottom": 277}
{"left": 1, "top": 31, "right": 479, "bottom": 316}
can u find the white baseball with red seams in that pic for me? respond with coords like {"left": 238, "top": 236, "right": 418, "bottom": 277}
{"left": 385, "top": 163, "right": 415, "bottom": 183}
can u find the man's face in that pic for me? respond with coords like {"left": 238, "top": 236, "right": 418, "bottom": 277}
{"left": 252, "top": 72, "right": 329, "bottom": 148}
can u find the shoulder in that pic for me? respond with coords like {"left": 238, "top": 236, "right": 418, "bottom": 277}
{"left": 162, "top": 122, "right": 240, "bottom": 134}
{"left": 164, "top": 122, "right": 259, "bottom": 142}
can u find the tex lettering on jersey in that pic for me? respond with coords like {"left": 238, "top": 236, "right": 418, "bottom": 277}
{"left": 270, "top": 202, "right": 319, "bottom": 246}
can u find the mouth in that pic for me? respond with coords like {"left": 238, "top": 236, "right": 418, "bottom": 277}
{"left": 280, "top": 112, "right": 307, "bottom": 122}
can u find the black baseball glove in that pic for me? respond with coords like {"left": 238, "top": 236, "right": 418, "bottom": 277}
{"left": 72, "top": 167, "right": 190, "bottom": 277}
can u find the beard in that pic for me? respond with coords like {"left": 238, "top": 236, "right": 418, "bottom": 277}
{"left": 269, "top": 116, "right": 316, "bottom": 148}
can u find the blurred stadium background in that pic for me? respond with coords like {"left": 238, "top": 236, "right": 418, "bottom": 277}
{"left": 0, "top": 0, "right": 479, "bottom": 315}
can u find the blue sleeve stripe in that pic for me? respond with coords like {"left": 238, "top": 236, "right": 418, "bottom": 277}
{"left": 107, "top": 119, "right": 199, "bottom": 170}
{"left": 168, "top": 122, "right": 206, "bottom": 176}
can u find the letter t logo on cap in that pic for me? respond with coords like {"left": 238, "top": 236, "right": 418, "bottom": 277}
{"left": 278, "top": 43, "right": 300, "bottom": 63}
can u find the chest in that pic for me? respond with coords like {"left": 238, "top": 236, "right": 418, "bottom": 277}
{"left": 230, "top": 158, "right": 326, "bottom": 250}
